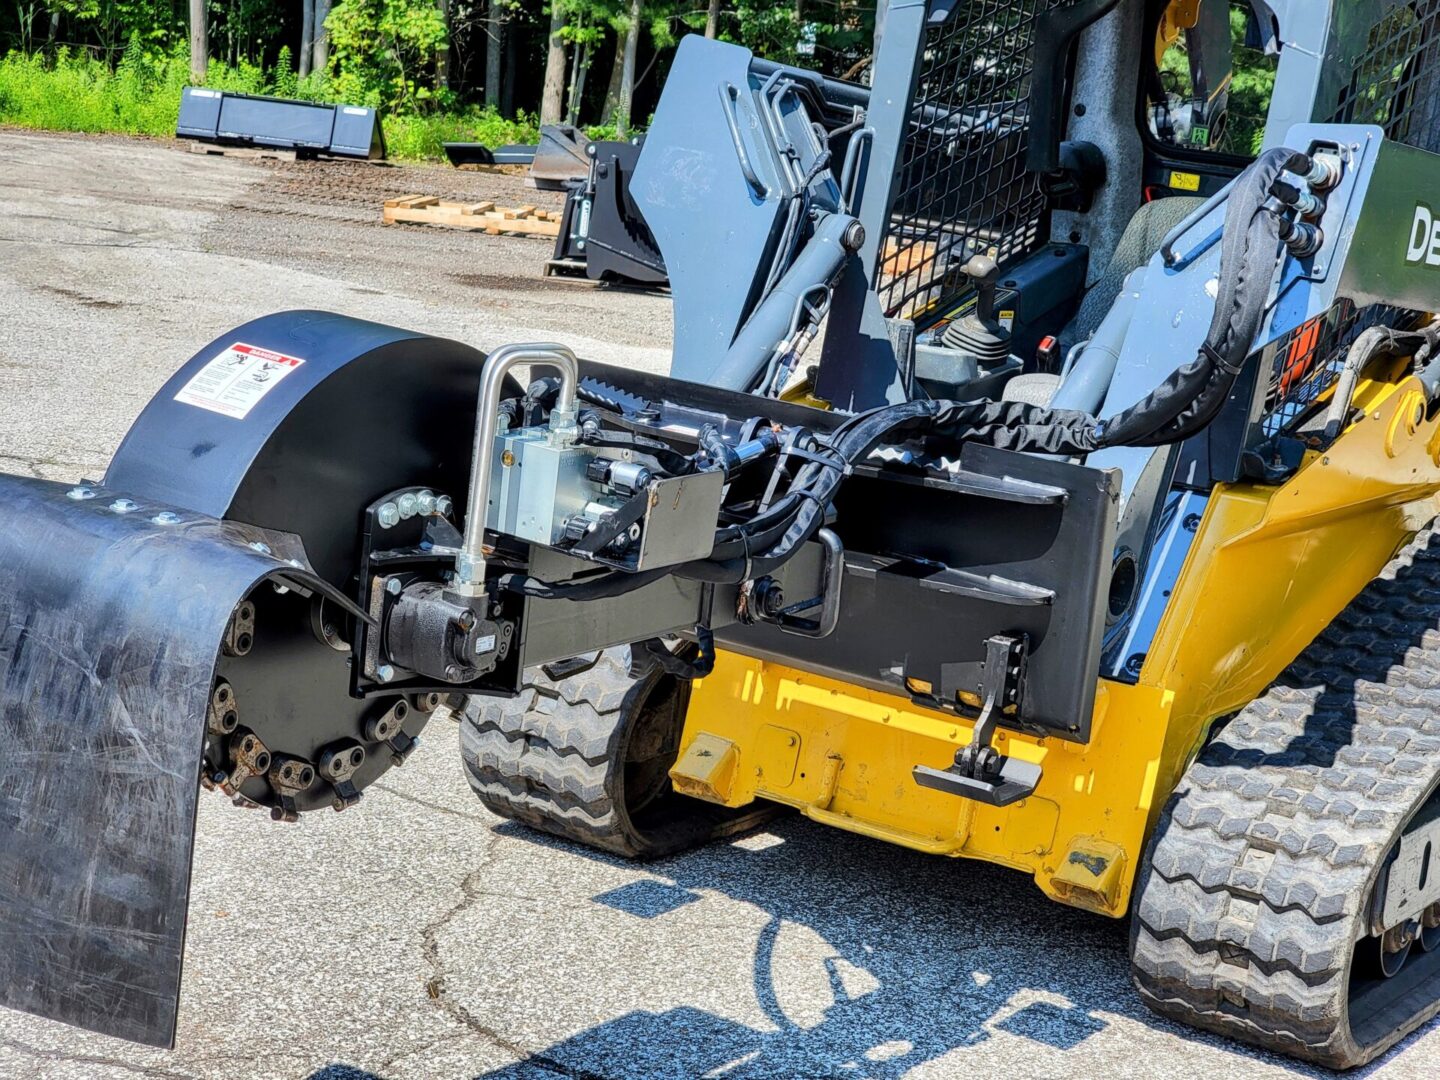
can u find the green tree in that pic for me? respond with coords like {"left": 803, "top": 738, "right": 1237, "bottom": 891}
{"left": 324, "top": 0, "right": 448, "bottom": 109}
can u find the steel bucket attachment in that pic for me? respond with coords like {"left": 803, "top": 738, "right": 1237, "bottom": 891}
{"left": 0, "top": 312, "right": 497, "bottom": 1046}
{"left": 529, "top": 123, "right": 591, "bottom": 189}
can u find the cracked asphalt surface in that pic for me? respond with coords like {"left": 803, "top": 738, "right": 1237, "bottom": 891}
{"left": 2, "top": 128, "right": 1439, "bottom": 1079}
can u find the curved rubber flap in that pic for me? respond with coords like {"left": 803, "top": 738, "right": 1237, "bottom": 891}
{"left": 0, "top": 474, "right": 336, "bottom": 1047}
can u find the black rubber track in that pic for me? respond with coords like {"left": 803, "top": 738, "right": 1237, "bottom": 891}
{"left": 460, "top": 645, "right": 778, "bottom": 859}
{"left": 1131, "top": 528, "right": 1440, "bottom": 1068}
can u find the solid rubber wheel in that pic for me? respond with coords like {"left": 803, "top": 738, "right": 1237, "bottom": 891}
{"left": 460, "top": 645, "right": 778, "bottom": 859}
{"left": 1131, "top": 529, "right": 1440, "bottom": 1069}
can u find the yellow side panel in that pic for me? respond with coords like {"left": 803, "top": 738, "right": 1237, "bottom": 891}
{"left": 678, "top": 374, "right": 1440, "bottom": 917}
{"left": 679, "top": 658, "right": 1175, "bottom": 915}
{"left": 1143, "top": 377, "right": 1440, "bottom": 728}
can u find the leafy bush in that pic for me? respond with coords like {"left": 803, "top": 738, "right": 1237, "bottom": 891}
{"left": 384, "top": 108, "right": 540, "bottom": 159}
{"left": 0, "top": 41, "right": 190, "bottom": 136}
{"left": 0, "top": 44, "right": 550, "bottom": 161}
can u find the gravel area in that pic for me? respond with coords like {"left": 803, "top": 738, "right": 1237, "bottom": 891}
{"left": 1, "top": 127, "right": 1438, "bottom": 1080}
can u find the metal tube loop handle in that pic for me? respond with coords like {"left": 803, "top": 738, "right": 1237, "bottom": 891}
{"left": 454, "top": 342, "right": 580, "bottom": 596}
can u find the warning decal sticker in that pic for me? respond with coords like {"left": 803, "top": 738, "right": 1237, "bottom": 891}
{"left": 174, "top": 342, "right": 305, "bottom": 419}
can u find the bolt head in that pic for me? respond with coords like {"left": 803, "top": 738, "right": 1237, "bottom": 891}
{"left": 435, "top": 495, "right": 454, "bottom": 518}
{"left": 109, "top": 498, "right": 138, "bottom": 514}
{"left": 377, "top": 502, "right": 401, "bottom": 528}
{"left": 67, "top": 486, "right": 96, "bottom": 501}
{"left": 153, "top": 511, "right": 181, "bottom": 525}
{"left": 376, "top": 664, "right": 395, "bottom": 683}
{"left": 249, "top": 541, "right": 272, "bottom": 555}
{"left": 385, "top": 577, "right": 403, "bottom": 596}
{"left": 416, "top": 489, "right": 437, "bottom": 515}
{"left": 397, "top": 492, "right": 419, "bottom": 519}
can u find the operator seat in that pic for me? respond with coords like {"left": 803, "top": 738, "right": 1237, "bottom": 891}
{"left": 1003, "top": 195, "right": 1205, "bottom": 407}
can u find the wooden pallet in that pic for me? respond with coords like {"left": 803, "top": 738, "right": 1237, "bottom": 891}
{"left": 381, "top": 195, "right": 561, "bottom": 238}
{"left": 187, "top": 141, "right": 297, "bottom": 162}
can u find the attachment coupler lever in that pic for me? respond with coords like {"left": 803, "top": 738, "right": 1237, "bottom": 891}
{"left": 912, "top": 634, "right": 1042, "bottom": 807}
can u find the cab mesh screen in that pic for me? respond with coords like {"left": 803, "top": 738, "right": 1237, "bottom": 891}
{"left": 1279, "top": 3, "right": 1440, "bottom": 437}
{"left": 1325, "top": 1, "right": 1440, "bottom": 152}
{"left": 876, "top": 0, "right": 1071, "bottom": 324}
{"left": 1262, "top": 302, "right": 1420, "bottom": 439}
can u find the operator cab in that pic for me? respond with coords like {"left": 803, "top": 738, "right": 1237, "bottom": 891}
{"left": 899, "top": 0, "right": 1278, "bottom": 414}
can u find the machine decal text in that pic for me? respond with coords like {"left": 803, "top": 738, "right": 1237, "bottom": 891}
{"left": 1405, "top": 203, "right": 1440, "bottom": 267}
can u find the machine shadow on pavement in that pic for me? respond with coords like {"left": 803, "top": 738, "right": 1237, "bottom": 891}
{"left": 454, "top": 523, "right": 1440, "bottom": 1080}
{"left": 303, "top": 799, "right": 1439, "bottom": 1080}
{"left": 471, "top": 815, "right": 1412, "bottom": 1079}
{"left": 478, "top": 821, "right": 1119, "bottom": 1078}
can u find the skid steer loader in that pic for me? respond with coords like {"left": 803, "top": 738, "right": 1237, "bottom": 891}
{"left": 5, "top": 0, "right": 1440, "bottom": 1069}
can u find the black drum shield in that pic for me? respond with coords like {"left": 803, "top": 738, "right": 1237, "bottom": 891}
{"left": 0, "top": 474, "right": 340, "bottom": 1047}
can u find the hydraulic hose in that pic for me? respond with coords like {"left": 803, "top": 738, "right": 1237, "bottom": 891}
{"left": 502, "top": 149, "right": 1317, "bottom": 601}
{"left": 1095, "top": 148, "right": 1310, "bottom": 447}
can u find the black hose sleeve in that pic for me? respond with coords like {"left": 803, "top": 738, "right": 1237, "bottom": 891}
{"left": 1096, "top": 148, "right": 1305, "bottom": 448}
{"left": 496, "top": 566, "right": 672, "bottom": 600}
{"left": 636, "top": 628, "right": 716, "bottom": 680}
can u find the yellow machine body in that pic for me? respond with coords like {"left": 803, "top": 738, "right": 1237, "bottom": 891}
{"left": 675, "top": 368, "right": 1440, "bottom": 917}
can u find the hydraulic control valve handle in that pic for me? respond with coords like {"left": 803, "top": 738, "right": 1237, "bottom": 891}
{"left": 963, "top": 253, "right": 1002, "bottom": 323}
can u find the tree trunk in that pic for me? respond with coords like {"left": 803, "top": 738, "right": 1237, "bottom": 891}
{"left": 47, "top": 8, "right": 60, "bottom": 44}
{"left": 313, "top": 0, "right": 332, "bottom": 74}
{"left": 616, "top": 0, "right": 642, "bottom": 138}
{"left": 436, "top": 0, "right": 450, "bottom": 91}
{"left": 705, "top": 0, "right": 720, "bottom": 39}
{"left": 540, "top": 2, "right": 567, "bottom": 126}
{"left": 299, "top": 0, "right": 314, "bottom": 78}
{"left": 189, "top": 0, "right": 208, "bottom": 83}
{"left": 485, "top": 0, "right": 503, "bottom": 108}
{"left": 502, "top": 21, "right": 517, "bottom": 115}
{"left": 600, "top": 41, "right": 624, "bottom": 124}
{"left": 566, "top": 42, "right": 591, "bottom": 126}
{"left": 15, "top": 1, "right": 30, "bottom": 55}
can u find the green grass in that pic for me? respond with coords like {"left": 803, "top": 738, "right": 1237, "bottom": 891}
{"left": 383, "top": 108, "right": 540, "bottom": 161}
{"left": 0, "top": 46, "right": 544, "bottom": 162}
